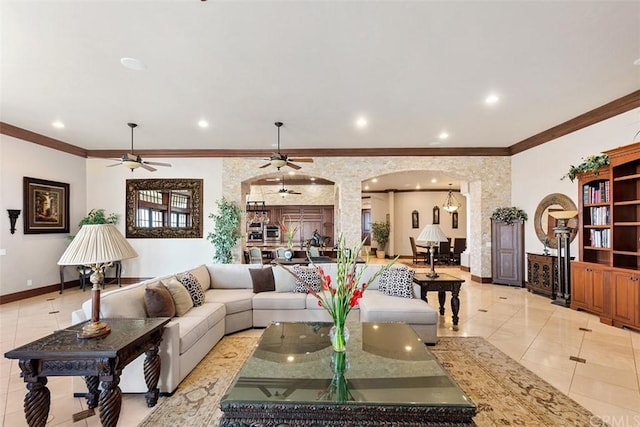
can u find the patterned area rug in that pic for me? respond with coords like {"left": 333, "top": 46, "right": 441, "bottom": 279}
{"left": 139, "top": 335, "right": 607, "bottom": 427}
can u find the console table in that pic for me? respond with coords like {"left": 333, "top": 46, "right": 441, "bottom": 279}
{"left": 526, "top": 253, "right": 557, "bottom": 298}
{"left": 413, "top": 272, "right": 465, "bottom": 330}
{"left": 4, "top": 317, "right": 169, "bottom": 427}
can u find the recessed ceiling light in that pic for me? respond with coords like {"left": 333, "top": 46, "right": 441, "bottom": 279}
{"left": 288, "top": 171, "right": 295, "bottom": 176}
{"left": 439, "top": 132, "right": 449, "bottom": 139}
{"left": 634, "top": 57, "right": 640, "bottom": 66}
{"left": 310, "top": 177, "right": 316, "bottom": 181}
{"left": 364, "top": 185, "right": 370, "bottom": 190}
{"left": 52, "top": 120, "right": 65, "bottom": 129}
{"left": 197, "top": 120, "right": 209, "bottom": 128}
{"left": 415, "top": 184, "right": 421, "bottom": 189}
{"left": 431, "top": 178, "right": 437, "bottom": 183}
{"left": 371, "top": 178, "right": 378, "bottom": 183}
{"left": 356, "top": 117, "right": 368, "bottom": 128}
{"left": 485, "top": 94, "right": 499, "bottom": 104}
{"left": 120, "top": 57, "right": 146, "bottom": 71}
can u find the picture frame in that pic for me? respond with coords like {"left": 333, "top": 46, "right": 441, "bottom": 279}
{"left": 432, "top": 206, "right": 440, "bottom": 224}
{"left": 23, "top": 177, "right": 70, "bottom": 234}
{"left": 452, "top": 211, "right": 459, "bottom": 229}
{"left": 411, "top": 210, "right": 419, "bottom": 229}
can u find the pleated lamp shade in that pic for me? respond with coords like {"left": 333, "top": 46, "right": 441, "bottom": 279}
{"left": 58, "top": 224, "right": 138, "bottom": 266}
{"left": 416, "top": 224, "right": 448, "bottom": 245}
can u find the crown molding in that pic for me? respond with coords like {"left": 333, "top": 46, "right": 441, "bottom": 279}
{"left": 0, "top": 122, "right": 87, "bottom": 157}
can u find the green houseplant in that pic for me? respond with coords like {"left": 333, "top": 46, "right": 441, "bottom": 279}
{"left": 490, "top": 207, "right": 528, "bottom": 224}
{"left": 561, "top": 153, "right": 610, "bottom": 182}
{"left": 207, "top": 197, "right": 242, "bottom": 264}
{"left": 371, "top": 221, "right": 391, "bottom": 258}
{"left": 68, "top": 209, "right": 118, "bottom": 241}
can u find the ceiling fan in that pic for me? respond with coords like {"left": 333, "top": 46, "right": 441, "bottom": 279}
{"left": 107, "top": 123, "right": 172, "bottom": 172}
{"left": 268, "top": 175, "right": 301, "bottom": 197}
{"left": 259, "top": 122, "right": 313, "bottom": 170}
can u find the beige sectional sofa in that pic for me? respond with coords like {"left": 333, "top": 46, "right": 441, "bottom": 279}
{"left": 71, "top": 262, "right": 438, "bottom": 395}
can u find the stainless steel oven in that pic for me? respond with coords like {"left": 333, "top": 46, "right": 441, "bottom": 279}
{"left": 263, "top": 225, "right": 281, "bottom": 242}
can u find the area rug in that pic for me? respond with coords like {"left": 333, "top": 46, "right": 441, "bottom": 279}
{"left": 139, "top": 336, "right": 607, "bottom": 427}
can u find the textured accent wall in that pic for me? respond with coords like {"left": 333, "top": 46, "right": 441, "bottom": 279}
{"left": 224, "top": 156, "right": 510, "bottom": 279}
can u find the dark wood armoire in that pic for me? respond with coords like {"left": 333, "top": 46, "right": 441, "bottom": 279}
{"left": 491, "top": 219, "right": 525, "bottom": 287}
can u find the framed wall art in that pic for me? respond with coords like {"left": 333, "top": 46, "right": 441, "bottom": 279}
{"left": 23, "top": 177, "right": 70, "bottom": 234}
{"left": 432, "top": 206, "right": 440, "bottom": 224}
{"left": 411, "top": 210, "right": 419, "bottom": 228}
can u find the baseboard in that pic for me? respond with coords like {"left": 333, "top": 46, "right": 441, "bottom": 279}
{"left": 460, "top": 265, "right": 470, "bottom": 272}
{"left": 471, "top": 274, "right": 492, "bottom": 283}
{"left": 0, "top": 277, "right": 145, "bottom": 305}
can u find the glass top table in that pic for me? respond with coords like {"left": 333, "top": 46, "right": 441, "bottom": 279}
{"left": 220, "top": 322, "right": 476, "bottom": 426}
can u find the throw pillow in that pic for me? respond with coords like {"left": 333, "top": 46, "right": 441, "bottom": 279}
{"left": 144, "top": 281, "right": 176, "bottom": 318}
{"left": 249, "top": 266, "right": 276, "bottom": 293}
{"left": 381, "top": 268, "right": 415, "bottom": 299}
{"left": 378, "top": 264, "right": 409, "bottom": 293}
{"left": 180, "top": 271, "right": 205, "bottom": 307}
{"left": 292, "top": 264, "right": 322, "bottom": 293}
{"left": 162, "top": 277, "right": 194, "bottom": 316}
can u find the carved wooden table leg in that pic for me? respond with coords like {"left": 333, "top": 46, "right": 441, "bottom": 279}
{"left": 144, "top": 337, "right": 162, "bottom": 407}
{"left": 84, "top": 375, "right": 100, "bottom": 408}
{"left": 19, "top": 359, "right": 50, "bottom": 427}
{"left": 99, "top": 375, "right": 122, "bottom": 427}
{"left": 451, "top": 288, "right": 461, "bottom": 330}
{"left": 437, "top": 290, "right": 446, "bottom": 315}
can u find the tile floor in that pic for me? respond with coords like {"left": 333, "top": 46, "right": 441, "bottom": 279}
{"left": 1, "top": 265, "right": 639, "bottom": 426}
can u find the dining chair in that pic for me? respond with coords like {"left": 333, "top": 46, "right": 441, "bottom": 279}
{"left": 249, "top": 247, "right": 263, "bottom": 264}
{"left": 451, "top": 238, "right": 467, "bottom": 265}
{"left": 308, "top": 246, "right": 320, "bottom": 257}
{"left": 409, "top": 237, "right": 429, "bottom": 264}
{"left": 437, "top": 239, "right": 451, "bottom": 264}
{"left": 275, "top": 247, "right": 287, "bottom": 258}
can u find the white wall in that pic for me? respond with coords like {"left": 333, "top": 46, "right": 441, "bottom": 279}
{"left": 0, "top": 135, "right": 87, "bottom": 295}
{"left": 85, "top": 157, "right": 224, "bottom": 279}
{"left": 512, "top": 108, "right": 640, "bottom": 264}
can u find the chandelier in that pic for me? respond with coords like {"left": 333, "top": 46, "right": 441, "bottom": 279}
{"left": 442, "top": 184, "right": 460, "bottom": 213}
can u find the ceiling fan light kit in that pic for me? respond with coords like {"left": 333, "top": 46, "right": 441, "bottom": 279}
{"left": 259, "top": 121, "right": 313, "bottom": 171}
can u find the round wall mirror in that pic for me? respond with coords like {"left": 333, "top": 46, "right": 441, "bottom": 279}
{"left": 534, "top": 193, "right": 578, "bottom": 249}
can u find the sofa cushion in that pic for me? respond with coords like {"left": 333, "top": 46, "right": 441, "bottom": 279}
{"left": 377, "top": 265, "right": 409, "bottom": 293}
{"left": 207, "top": 264, "right": 253, "bottom": 289}
{"left": 183, "top": 302, "right": 225, "bottom": 330}
{"left": 180, "top": 271, "right": 205, "bottom": 307}
{"left": 98, "top": 283, "right": 147, "bottom": 319}
{"left": 292, "top": 265, "right": 321, "bottom": 293}
{"left": 272, "top": 265, "right": 297, "bottom": 292}
{"left": 356, "top": 263, "right": 386, "bottom": 291}
{"left": 181, "top": 264, "right": 211, "bottom": 290}
{"left": 249, "top": 266, "right": 276, "bottom": 293}
{"left": 144, "top": 281, "right": 176, "bottom": 318}
{"left": 205, "top": 289, "right": 254, "bottom": 314}
{"left": 163, "top": 277, "right": 194, "bottom": 316}
{"left": 252, "top": 292, "right": 307, "bottom": 310}
{"left": 174, "top": 314, "right": 209, "bottom": 355}
{"left": 359, "top": 290, "right": 437, "bottom": 324}
{"left": 380, "top": 268, "right": 415, "bottom": 298}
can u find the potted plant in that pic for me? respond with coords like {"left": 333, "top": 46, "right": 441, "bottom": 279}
{"left": 68, "top": 209, "right": 118, "bottom": 241}
{"left": 371, "top": 221, "right": 391, "bottom": 258}
{"left": 207, "top": 197, "right": 242, "bottom": 263}
{"left": 490, "top": 207, "right": 528, "bottom": 224}
{"left": 561, "top": 153, "right": 609, "bottom": 182}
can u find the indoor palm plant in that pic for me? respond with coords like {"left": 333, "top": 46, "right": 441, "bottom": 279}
{"left": 371, "top": 221, "right": 391, "bottom": 258}
{"left": 207, "top": 197, "right": 242, "bottom": 263}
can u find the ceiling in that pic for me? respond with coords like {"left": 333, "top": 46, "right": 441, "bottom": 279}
{"left": 2, "top": 1, "right": 639, "bottom": 161}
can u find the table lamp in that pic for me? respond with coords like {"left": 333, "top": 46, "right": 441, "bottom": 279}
{"left": 416, "top": 224, "right": 449, "bottom": 278}
{"left": 58, "top": 224, "right": 138, "bottom": 338}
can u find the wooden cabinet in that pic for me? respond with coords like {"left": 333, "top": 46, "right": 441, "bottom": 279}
{"left": 491, "top": 219, "right": 525, "bottom": 287}
{"left": 526, "top": 253, "right": 558, "bottom": 298}
{"left": 276, "top": 205, "right": 334, "bottom": 247}
{"left": 571, "top": 262, "right": 610, "bottom": 322}
{"left": 610, "top": 269, "right": 639, "bottom": 328}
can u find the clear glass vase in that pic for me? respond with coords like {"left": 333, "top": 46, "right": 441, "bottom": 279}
{"left": 329, "top": 324, "right": 349, "bottom": 352}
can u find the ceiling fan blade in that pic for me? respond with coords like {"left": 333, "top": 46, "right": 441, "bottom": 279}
{"left": 126, "top": 153, "right": 137, "bottom": 161}
{"left": 285, "top": 162, "right": 302, "bottom": 170}
{"left": 289, "top": 158, "right": 314, "bottom": 163}
{"left": 259, "top": 163, "right": 272, "bottom": 169}
{"left": 288, "top": 191, "right": 302, "bottom": 195}
{"left": 140, "top": 163, "right": 157, "bottom": 172}
{"left": 106, "top": 162, "right": 122, "bottom": 167}
{"left": 144, "top": 161, "right": 172, "bottom": 167}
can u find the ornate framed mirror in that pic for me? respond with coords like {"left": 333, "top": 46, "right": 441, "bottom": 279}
{"left": 533, "top": 193, "right": 578, "bottom": 248}
{"left": 125, "top": 178, "right": 203, "bottom": 238}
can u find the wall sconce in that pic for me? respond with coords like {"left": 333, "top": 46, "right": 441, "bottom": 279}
{"left": 7, "top": 209, "right": 21, "bottom": 234}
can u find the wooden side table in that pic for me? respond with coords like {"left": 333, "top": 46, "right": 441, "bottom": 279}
{"left": 413, "top": 273, "right": 465, "bottom": 330}
{"left": 4, "top": 317, "right": 169, "bottom": 427}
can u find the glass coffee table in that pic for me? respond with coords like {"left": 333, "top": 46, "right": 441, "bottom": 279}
{"left": 220, "top": 322, "right": 476, "bottom": 426}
